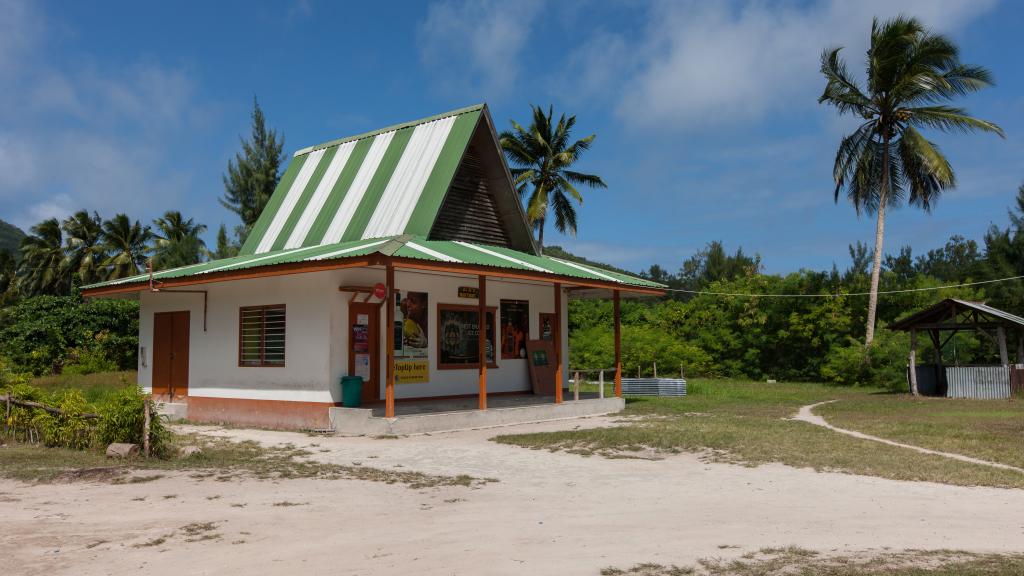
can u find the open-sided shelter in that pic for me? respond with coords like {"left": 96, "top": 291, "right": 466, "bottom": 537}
{"left": 82, "top": 104, "right": 665, "bottom": 430}
{"left": 890, "top": 298, "right": 1024, "bottom": 398}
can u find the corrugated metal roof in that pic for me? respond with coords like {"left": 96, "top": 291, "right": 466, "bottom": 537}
{"left": 240, "top": 105, "right": 485, "bottom": 256}
{"left": 889, "top": 298, "right": 1024, "bottom": 330}
{"left": 82, "top": 236, "right": 665, "bottom": 292}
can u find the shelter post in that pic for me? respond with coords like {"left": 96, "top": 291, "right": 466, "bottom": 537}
{"left": 478, "top": 274, "right": 487, "bottom": 411}
{"left": 385, "top": 262, "right": 395, "bottom": 418}
{"left": 1017, "top": 332, "right": 1023, "bottom": 364}
{"left": 909, "top": 329, "right": 919, "bottom": 396}
{"left": 613, "top": 290, "right": 622, "bottom": 398}
{"left": 554, "top": 282, "right": 563, "bottom": 404}
{"left": 997, "top": 326, "right": 1009, "bottom": 367}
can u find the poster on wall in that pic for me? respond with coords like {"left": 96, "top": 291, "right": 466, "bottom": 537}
{"left": 500, "top": 300, "right": 529, "bottom": 359}
{"left": 394, "top": 291, "right": 429, "bottom": 383}
{"left": 439, "top": 306, "right": 495, "bottom": 367}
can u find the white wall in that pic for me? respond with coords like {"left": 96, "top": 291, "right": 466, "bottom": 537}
{"left": 138, "top": 266, "right": 570, "bottom": 403}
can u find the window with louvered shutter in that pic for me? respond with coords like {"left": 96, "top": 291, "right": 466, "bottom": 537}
{"left": 239, "top": 305, "right": 286, "bottom": 367}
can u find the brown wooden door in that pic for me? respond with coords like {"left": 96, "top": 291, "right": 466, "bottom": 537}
{"left": 348, "top": 302, "right": 380, "bottom": 403}
{"left": 153, "top": 311, "right": 190, "bottom": 400}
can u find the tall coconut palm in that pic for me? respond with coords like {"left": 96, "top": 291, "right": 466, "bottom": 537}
{"left": 151, "top": 210, "right": 208, "bottom": 270}
{"left": 17, "top": 218, "right": 69, "bottom": 295}
{"left": 500, "top": 105, "right": 606, "bottom": 250}
{"left": 819, "top": 16, "right": 1003, "bottom": 346}
{"left": 100, "top": 214, "right": 152, "bottom": 280}
{"left": 62, "top": 210, "right": 105, "bottom": 286}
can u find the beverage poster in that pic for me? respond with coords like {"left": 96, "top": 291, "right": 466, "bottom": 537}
{"left": 500, "top": 300, "right": 529, "bottom": 359}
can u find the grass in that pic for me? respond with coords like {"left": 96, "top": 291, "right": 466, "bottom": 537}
{"left": 0, "top": 433, "right": 494, "bottom": 489}
{"left": 602, "top": 548, "right": 1024, "bottom": 575}
{"left": 29, "top": 371, "right": 137, "bottom": 404}
{"left": 493, "top": 379, "right": 1024, "bottom": 489}
{"left": 817, "top": 395, "right": 1024, "bottom": 469}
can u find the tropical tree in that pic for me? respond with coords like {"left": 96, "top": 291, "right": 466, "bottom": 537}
{"left": 100, "top": 214, "right": 152, "bottom": 280}
{"left": 17, "top": 218, "right": 69, "bottom": 295}
{"left": 221, "top": 97, "right": 285, "bottom": 234}
{"left": 151, "top": 210, "right": 207, "bottom": 270}
{"left": 0, "top": 249, "right": 19, "bottom": 299}
{"left": 62, "top": 210, "right": 105, "bottom": 286}
{"left": 819, "top": 16, "right": 1003, "bottom": 345}
{"left": 212, "top": 223, "right": 240, "bottom": 260}
{"left": 500, "top": 105, "right": 606, "bottom": 250}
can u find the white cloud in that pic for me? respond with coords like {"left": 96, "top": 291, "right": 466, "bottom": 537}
{"left": 0, "top": 0, "right": 202, "bottom": 230}
{"left": 566, "top": 0, "right": 997, "bottom": 131}
{"left": 417, "top": 0, "right": 542, "bottom": 99}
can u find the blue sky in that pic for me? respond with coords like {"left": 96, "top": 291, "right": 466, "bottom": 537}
{"left": 1, "top": 0, "right": 1021, "bottom": 274}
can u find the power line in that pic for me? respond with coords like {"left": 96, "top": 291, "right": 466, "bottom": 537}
{"left": 661, "top": 274, "right": 1024, "bottom": 298}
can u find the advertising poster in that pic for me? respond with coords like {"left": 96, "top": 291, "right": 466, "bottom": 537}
{"left": 395, "top": 291, "right": 429, "bottom": 383}
{"left": 439, "top": 307, "right": 495, "bottom": 367}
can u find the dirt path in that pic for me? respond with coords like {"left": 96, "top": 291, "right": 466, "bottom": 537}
{"left": 3, "top": 417, "right": 1024, "bottom": 576}
{"left": 794, "top": 400, "right": 1024, "bottom": 473}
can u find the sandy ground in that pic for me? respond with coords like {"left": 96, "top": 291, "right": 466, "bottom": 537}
{"left": 3, "top": 416, "right": 1024, "bottom": 576}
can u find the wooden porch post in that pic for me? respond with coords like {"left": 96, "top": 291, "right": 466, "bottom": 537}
{"left": 908, "top": 329, "right": 919, "bottom": 396}
{"left": 997, "top": 326, "right": 1009, "bottom": 367}
{"left": 1017, "top": 331, "right": 1023, "bottom": 364}
{"left": 478, "top": 274, "right": 487, "bottom": 411}
{"left": 613, "top": 290, "right": 622, "bottom": 398}
{"left": 554, "top": 282, "right": 563, "bottom": 404}
{"left": 385, "top": 262, "right": 395, "bottom": 418}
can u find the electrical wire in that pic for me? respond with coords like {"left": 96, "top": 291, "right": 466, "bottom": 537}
{"left": 659, "top": 274, "right": 1024, "bottom": 298}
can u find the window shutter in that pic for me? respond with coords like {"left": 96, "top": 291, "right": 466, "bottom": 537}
{"left": 239, "top": 305, "right": 286, "bottom": 367}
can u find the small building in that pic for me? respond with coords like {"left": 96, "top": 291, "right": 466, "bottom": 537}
{"left": 889, "top": 298, "right": 1024, "bottom": 399}
{"left": 82, "top": 104, "right": 665, "bottom": 430}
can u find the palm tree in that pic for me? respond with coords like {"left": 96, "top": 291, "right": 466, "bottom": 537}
{"left": 152, "top": 210, "right": 207, "bottom": 270}
{"left": 500, "top": 105, "right": 607, "bottom": 250}
{"left": 0, "top": 249, "right": 19, "bottom": 299}
{"left": 100, "top": 214, "right": 152, "bottom": 280}
{"left": 17, "top": 218, "right": 69, "bottom": 295}
{"left": 819, "top": 16, "right": 1003, "bottom": 346}
{"left": 62, "top": 210, "right": 105, "bottom": 286}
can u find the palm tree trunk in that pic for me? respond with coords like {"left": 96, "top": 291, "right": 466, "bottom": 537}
{"left": 865, "top": 136, "right": 891, "bottom": 347}
{"left": 536, "top": 217, "right": 545, "bottom": 252}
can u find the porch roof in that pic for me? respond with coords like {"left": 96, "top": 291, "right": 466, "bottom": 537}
{"left": 80, "top": 235, "right": 666, "bottom": 296}
{"left": 889, "top": 298, "right": 1024, "bottom": 331}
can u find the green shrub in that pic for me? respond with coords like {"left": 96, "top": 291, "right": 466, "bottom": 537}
{"left": 821, "top": 327, "right": 909, "bottom": 390}
{"left": 34, "top": 389, "right": 94, "bottom": 449}
{"left": 95, "top": 385, "right": 169, "bottom": 457}
{"left": 62, "top": 345, "right": 119, "bottom": 376}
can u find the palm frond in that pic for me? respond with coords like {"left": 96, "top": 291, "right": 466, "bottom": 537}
{"left": 906, "top": 105, "right": 1004, "bottom": 136}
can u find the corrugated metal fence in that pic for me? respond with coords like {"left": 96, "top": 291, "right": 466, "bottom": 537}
{"left": 620, "top": 378, "right": 687, "bottom": 397}
{"left": 945, "top": 366, "right": 1013, "bottom": 399}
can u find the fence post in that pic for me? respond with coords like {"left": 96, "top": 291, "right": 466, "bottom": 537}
{"left": 143, "top": 398, "right": 151, "bottom": 457}
{"left": 653, "top": 361, "right": 658, "bottom": 378}
{"left": 598, "top": 370, "right": 605, "bottom": 399}
{"left": 4, "top": 395, "right": 9, "bottom": 438}
{"left": 573, "top": 371, "right": 580, "bottom": 401}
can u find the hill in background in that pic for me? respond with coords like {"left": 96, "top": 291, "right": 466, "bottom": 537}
{"left": 0, "top": 219, "right": 26, "bottom": 258}
{"left": 543, "top": 245, "right": 637, "bottom": 277}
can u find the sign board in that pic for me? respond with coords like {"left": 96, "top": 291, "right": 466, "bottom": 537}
{"left": 395, "top": 359, "right": 429, "bottom": 384}
{"left": 457, "top": 286, "right": 479, "bottom": 299}
{"left": 525, "top": 339, "right": 556, "bottom": 396}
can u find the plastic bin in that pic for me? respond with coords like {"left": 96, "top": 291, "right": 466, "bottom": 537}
{"left": 341, "top": 376, "right": 363, "bottom": 407}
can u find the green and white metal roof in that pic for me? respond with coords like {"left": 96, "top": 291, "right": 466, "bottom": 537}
{"left": 83, "top": 236, "right": 664, "bottom": 292}
{"left": 240, "top": 104, "right": 493, "bottom": 256}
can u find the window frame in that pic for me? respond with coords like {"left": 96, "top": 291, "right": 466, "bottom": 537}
{"left": 436, "top": 303, "right": 499, "bottom": 370}
{"left": 238, "top": 304, "right": 287, "bottom": 368}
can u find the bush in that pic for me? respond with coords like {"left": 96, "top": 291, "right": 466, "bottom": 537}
{"left": 95, "top": 385, "right": 169, "bottom": 457}
{"left": 62, "top": 345, "right": 119, "bottom": 376}
{"left": 821, "top": 327, "right": 909, "bottom": 390}
{"left": 0, "top": 295, "right": 138, "bottom": 376}
{"left": 34, "top": 389, "right": 94, "bottom": 449}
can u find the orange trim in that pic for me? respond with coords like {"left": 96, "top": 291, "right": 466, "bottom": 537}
{"left": 478, "top": 274, "right": 487, "bottom": 411}
{"left": 187, "top": 396, "right": 332, "bottom": 430}
{"left": 82, "top": 258, "right": 375, "bottom": 297}
{"left": 385, "top": 263, "right": 396, "bottom": 418}
{"left": 83, "top": 255, "right": 665, "bottom": 298}
{"left": 554, "top": 282, "right": 563, "bottom": 404}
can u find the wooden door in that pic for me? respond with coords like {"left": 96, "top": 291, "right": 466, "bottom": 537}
{"left": 348, "top": 302, "right": 380, "bottom": 403}
{"left": 153, "top": 311, "right": 190, "bottom": 400}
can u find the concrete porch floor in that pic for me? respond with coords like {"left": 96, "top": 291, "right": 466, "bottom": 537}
{"left": 330, "top": 392, "right": 624, "bottom": 436}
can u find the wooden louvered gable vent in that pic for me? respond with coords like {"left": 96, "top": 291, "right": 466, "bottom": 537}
{"left": 428, "top": 145, "right": 512, "bottom": 247}
{"left": 239, "top": 304, "right": 286, "bottom": 367}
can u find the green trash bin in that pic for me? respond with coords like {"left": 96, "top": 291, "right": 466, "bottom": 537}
{"left": 341, "top": 376, "right": 363, "bottom": 407}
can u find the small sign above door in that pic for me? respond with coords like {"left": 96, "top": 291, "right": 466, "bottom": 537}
{"left": 458, "top": 286, "right": 479, "bottom": 299}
